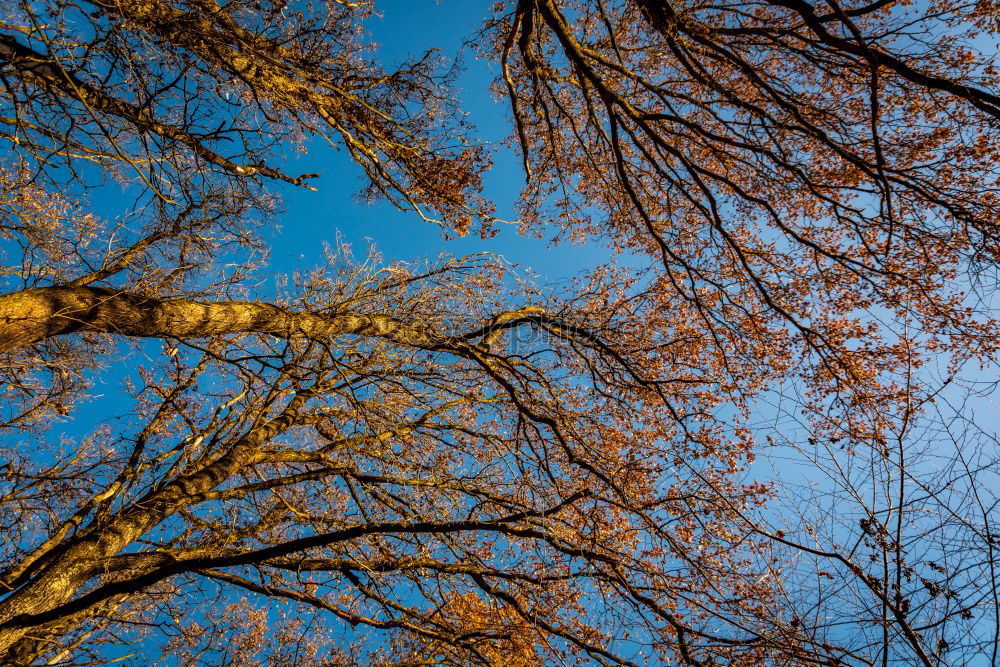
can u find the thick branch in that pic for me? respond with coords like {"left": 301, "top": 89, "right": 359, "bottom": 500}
{"left": 1, "top": 493, "right": 589, "bottom": 631}
{"left": 0, "top": 286, "right": 437, "bottom": 353}
{"left": 765, "top": 0, "right": 1000, "bottom": 119}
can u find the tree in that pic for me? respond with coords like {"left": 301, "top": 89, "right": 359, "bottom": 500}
{"left": 0, "top": 251, "right": 778, "bottom": 664}
{"left": 0, "top": 0, "right": 998, "bottom": 664}
{"left": 493, "top": 0, "right": 1000, "bottom": 663}
{"left": 0, "top": 1, "right": 776, "bottom": 664}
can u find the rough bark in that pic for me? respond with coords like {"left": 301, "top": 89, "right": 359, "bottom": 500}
{"left": 0, "top": 286, "right": 439, "bottom": 353}
{"left": 0, "top": 284, "right": 578, "bottom": 657}
{"left": 0, "top": 405, "right": 293, "bottom": 653}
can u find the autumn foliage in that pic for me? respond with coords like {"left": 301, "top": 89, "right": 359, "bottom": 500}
{"left": 0, "top": 0, "right": 998, "bottom": 665}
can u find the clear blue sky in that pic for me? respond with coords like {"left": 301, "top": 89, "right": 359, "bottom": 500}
{"left": 55, "top": 0, "right": 631, "bottom": 462}
{"left": 267, "top": 0, "right": 619, "bottom": 285}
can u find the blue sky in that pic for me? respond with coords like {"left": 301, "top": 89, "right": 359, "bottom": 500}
{"left": 12, "top": 0, "right": 626, "bottom": 443}
{"left": 267, "top": 0, "right": 618, "bottom": 285}
{"left": 4, "top": 2, "right": 998, "bottom": 661}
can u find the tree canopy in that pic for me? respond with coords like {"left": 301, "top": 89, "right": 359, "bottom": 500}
{"left": 0, "top": 0, "right": 998, "bottom": 664}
